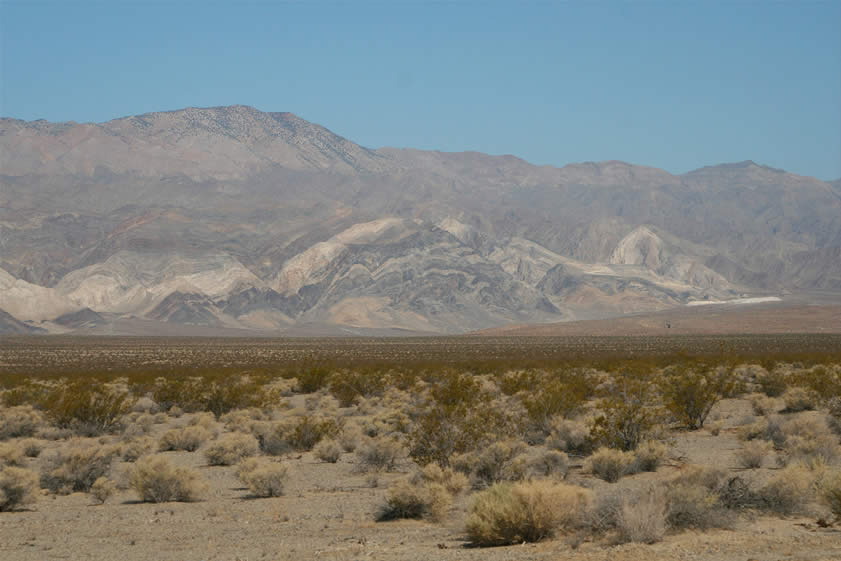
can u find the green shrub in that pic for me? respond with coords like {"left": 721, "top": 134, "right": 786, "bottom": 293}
{"left": 42, "top": 381, "right": 132, "bottom": 436}
{"left": 658, "top": 365, "right": 736, "bottom": 430}
{"left": 591, "top": 373, "right": 662, "bottom": 451}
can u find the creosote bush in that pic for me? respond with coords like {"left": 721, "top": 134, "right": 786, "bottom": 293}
{"left": 0, "top": 466, "right": 39, "bottom": 511}
{"left": 41, "top": 381, "right": 133, "bottom": 436}
{"left": 465, "top": 480, "right": 592, "bottom": 546}
{"left": 131, "top": 455, "right": 207, "bottom": 503}
{"left": 658, "top": 364, "right": 736, "bottom": 430}
{"left": 591, "top": 373, "right": 662, "bottom": 451}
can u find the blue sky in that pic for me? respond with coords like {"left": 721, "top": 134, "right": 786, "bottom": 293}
{"left": 2, "top": 1, "right": 840, "bottom": 179}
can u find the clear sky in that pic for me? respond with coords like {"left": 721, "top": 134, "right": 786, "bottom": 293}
{"left": 1, "top": 1, "right": 840, "bottom": 180}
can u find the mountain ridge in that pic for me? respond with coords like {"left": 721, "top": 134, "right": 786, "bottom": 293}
{"left": 2, "top": 105, "right": 839, "bottom": 334}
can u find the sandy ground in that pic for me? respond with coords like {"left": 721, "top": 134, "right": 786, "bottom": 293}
{"left": 2, "top": 395, "right": 841, "bottom": 561}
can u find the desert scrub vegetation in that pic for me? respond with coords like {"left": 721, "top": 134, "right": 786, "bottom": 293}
{"left": 159, "top": 426, "right": 211, "bottom": 452}
{"left": 0, "top": 405, "right": 45, "bottom": 440}
{"left": 590, "top": 371, "right": 663, "bottom": 451}
{"left": 0, "top": 466, "right": 39, "bottom": 512}
{"left": 465, "top": 480, "right": 592, "bottom": 546}
{"left": 204, "top": 433, "right": 259, "bottom": 466}
{"left": 615, "top": 490, "right": 667, "bottom": 544}
{"left": 41, "top": 381, "right": 133, "bottom": 436}
{"left": 355, "top": 436, "right": 406, "bottom": 472}
{"left": 587, "top": 447, "right": 636, "bottom": 483}
{"left": 376, "top": 478, "right": 452, "bottom": 522}
{"left": 236, "top": 458, "right": 288, "bottom": 497}
{"left": 40, "top": 441, "right": 117, "bottom": 494}
{"left": 736, "top": 440, "right": 773, "bottom": 469}
{"left": 658, "top": 364, "right": 737, "bottom": 429}
{"left": 90, "top": 476, "right": 116, "bottom": 504}
{"left": 131, "top": 455, "right": 207, "bottom": 502}
{"left": 313, "top": 438, "right": 343, "bottom": 463}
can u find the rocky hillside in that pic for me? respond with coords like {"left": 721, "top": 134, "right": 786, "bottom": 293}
{"left": 1, "top": 105, "right": 839, "bottom": 334}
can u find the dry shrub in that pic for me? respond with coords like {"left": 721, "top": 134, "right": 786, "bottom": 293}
{"left": 0, "top": 405, "right": 45, "bottom": 440}
{"left": 18, "top": 438, "right": 44, "bottom": 458}
{"left": 130, "top": 455, "right": 206, "bottom": 502}
{"left": 782, "top": 387, "right": 819, "bottom": 412}
{"left": 220, "top": 408, "right": 269, "bottom": 434}
{"left": 41, "top": 442, "right": 117, "bottom": 494}
{"left": 355, "top": 436, "right": 405, "bottom": 472}
{"left": 337, "top": 424, "right": 363, "bottom": 453}
{"left": 545, "top": 418, "right": 593, "bottom": 455}
{"left": 757, "top": 465, "right": 815, "bottom": 515}
{"left": 410, "top": 463, "right": 469, "bottom": 495}
{"left": 465, "top": 480, "right": 592, "bottom": 546}
{"left": 121, "top": 437, "right": 155, "bottom": 462}
{"left": 471, "top": 440, "right": 528, "bottom": 488}
{"left": 819, "top": 470, "right": 841, "bottom": 520}
{"left": 632, "top": 440, "right": 668, "bottom": 472}
{"left": 204, "top": 433, "right": 259, "bottom": 466}
{"left": 158, "top": 426, "right": 211, "bottom": 452}
{"left": 666, "top": 482, "right": 733, "bottom": 530}
{"left": 757, "top": 368, "right": 788, "bottom": 397}
{"left": 0, "top": 442, "right": 25, "bottom": 466}
{"left": 616, "top": 490, "right": 667, "bottom": 544}
{"left": 131, "top": 396, "right": 159, "bottom": 414}
{"left": 313, "top": 438, "right": 343, "bottom": 463}
{"left": 237, "top": 458, "right": 288, "bottom": 497}
{"left": 528, "top": 450, "right": 569, "bottom": 479}
{"left": 90, "top": 476, "right": 115, "bottom": 504}
{"left": 587, "top": 447, "right": 636, "bottom": 483}
{"left": 376, "top": 479, "right": 451, "bottom": 522}
{"left": 0, "top": 466, "right": 39, "bottom": 511}
{"left": 749, "top": 393, "right": 783, "bottom": 416}
{"left": 284, "top": 416, "right": 342, "bottom": 452}
{"left": 736, "top": 440, "right": 773, "bottom": 469}
{"left": 777, "top": 414, "right": 841, "bottom": 466}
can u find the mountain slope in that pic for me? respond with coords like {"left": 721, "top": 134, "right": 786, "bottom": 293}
{"left": 1, "top": 106, "right": 838, "bottom": 334}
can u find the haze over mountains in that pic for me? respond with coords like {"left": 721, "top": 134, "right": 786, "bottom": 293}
{"left": 1, "top": 105, "right": 839, "bottom": 334}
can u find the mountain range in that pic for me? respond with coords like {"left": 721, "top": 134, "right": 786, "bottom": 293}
{"left": 1, "top": 105, "right": 839, "bottom": 334}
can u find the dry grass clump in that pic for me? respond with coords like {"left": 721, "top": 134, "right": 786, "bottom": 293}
{"left": 18, "top": 438, "right": 45, "bottom": 458}
{"left": 236, "top": 458, "right": 288, "bottom": 497}
{"left": 0, "top": 405, "right": 45, "bottom": 440}
{"left": 90, "top": 476, "right": 115, "bottom": 504}
{"left": 130, "top": 455, "right": 207, "bottom": 502}
{"left": 40, "top": 442, "right": 117, "bottom": 494}
{"left": 616, "top": 490, "right": 667, "bottom": 544}
{"left": 0, "top": 466, "right": 39, "bottom": 511}
{"left": 587, "top": 447, "right": 636, "bottom": 483}
{"left": 410, "top": 463, "right": 469, "bottom": 495}
{"left": 632, "top": 440, "right": 668, "bottom": 472}
{"left": 158, "top": 426, "right": 211, "bottom": 452}
{"left": 204, "top": 433, "right": 259, "bottom": 466}
{"left": 355, "top": 436, "right": 406, "bottom": 472}
{"left": 465, "top": 480, "right": 592, "bottom": 546}
{"left": 376, "top": 478, "right": 452, "bottom": 522}
{"left": 736, "top": 440, "right": 773, "bottom": 469}
{"left": 313, "top": 438, "right": 343, "bottom": 463}
{"left": 0, "top": 442, "right": 25, "bottom": 466}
